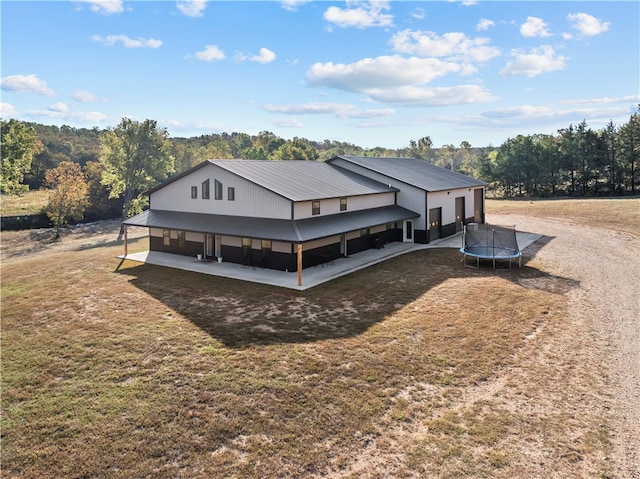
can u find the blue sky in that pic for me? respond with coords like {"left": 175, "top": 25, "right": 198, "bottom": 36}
{"left": 1, "top": 1, "right": 638, "bottom": 149}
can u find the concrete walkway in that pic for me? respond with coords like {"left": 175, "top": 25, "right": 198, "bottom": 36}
{"left": 118, "top": 230, "right": 541, "bottom": 291}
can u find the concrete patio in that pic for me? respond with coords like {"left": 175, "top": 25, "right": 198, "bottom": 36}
{"left": 118, "top": 230, "right": 542, "bottom": 291}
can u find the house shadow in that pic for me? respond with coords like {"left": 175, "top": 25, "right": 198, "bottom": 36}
{"left": 116, "top": 234, "right": 577, "bottom": 348}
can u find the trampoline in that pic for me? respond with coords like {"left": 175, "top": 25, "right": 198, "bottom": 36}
{"left": 460, "top": 223, "right": 522, "bottom": 270}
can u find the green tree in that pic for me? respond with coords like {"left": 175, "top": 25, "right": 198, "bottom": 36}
{"left": 618, "top": 106, "right": 640, "bottom": 195}
{"left": 99, "top": 118, "right": 174, "bottom": 237}
{"left": 409, "top": 136, "right": 433, "bottom": 159}
{"left": 83, "top": 161, "right": 123, "bottom": 221}
{"left": 1, "top": 120, "right": 43, "bottom": 195}
{"left": 269, "top": 138, "right": 319, "bottom": 161}
{"left": 43, "top": 161, "right": 89, "bottom": 238}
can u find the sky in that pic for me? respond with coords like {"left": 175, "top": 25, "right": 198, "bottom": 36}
{"left": 1, "top": 1, "right": 638, "bottom": 149}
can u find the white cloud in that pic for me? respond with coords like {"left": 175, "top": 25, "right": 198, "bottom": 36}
{"left": 307, "top": 55, "right": 473, "bottom": 93}
{"left": 250, "top": 48, "right": 276, "bottom": 64}
{"left": 341, "top": 108, "right": 395, "bottom": 119}
{"left": 479, "top": 103, "right": 631, "bottom": 128}
{"left": 324, "top": 1, "right": 393, "bottom": 29}
{"left": 264, "top": 102, "right": 351, "bottom": 115}
{"left": 269, "top": 117, "right": 304, "bottom": 128}
{"left": 500, "top": 46, "right": 567, "bottom": 77}
{"left": 412, "top": 8, "right": 426, "bottom": 20}
{"left": 0, "top": 102, "right": 18, "bottom": 118}
{"left": 279, "top": 0, "right": 312, "bottom": 11}
{"left": 567, "top": 13, "right": 610, "bottom": 36}
{"left": 560, "top": 95, "right": 640, "bottom": 106}
{"left": 391, "top": 29, "right": 500, "bottom": 62}
{"left": 366, "top": 84, "right": 496, "bottom": 107}
{"left": 49, "top": 102, "right": 68, "bottom": 113}
{"left": 72, "top": 90, "right": 100, "bottom": 102}
{"left": 520, "top": 16, "right": 551, "bottom": 38}
{"left": 77, "top": 0, "right": 123, "bottom": 15}
{"left": 476, "top": 19, "right": 495, "bottom": 31}
{"left": 306, "top": 55, "right": 494, "bottom": 107}
{"left": 176, "top": 0, "right": 207, "bottom": 18}
{"left": 263, "top": 102, "right": 394, "bottom": 118}
{"left": 92, "top": 34, "right": 162, "bottom": 48}
{"left": 194, "top": 45, "right": 225, "bottom": 62}
{"left": 0, "top": 74, "right": 54, "bottom": 96}
{"left": 26, "top": 108, "right": 109, "bottom": 123}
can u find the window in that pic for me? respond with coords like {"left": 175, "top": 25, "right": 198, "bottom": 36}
{"left": 201, "top": 179, "right": 210, "bottom": 199}
{"left": 177, "top": 231, "right": 186, "bottom": 249}
{"left": 228, "top": 187, "right": 235, "bottom": 201}
{"left": 191, "top": 186, "right": 198, "bottom": 199}
{"left": 163, "top": 229, "right": 171, "bottom": 246}
{"left": 261, "top": 240, "right": 272, "bottom": 259}
{"left": 340, "top": 198, "right": 347, "bottom": 211}
{"left": 312, "top": 201, "right": 320, "bottom": 216}
{"left": 214, "top": 179, "right": 223, "bottom": 200}
{"left": 242, "top": 237, "right": 251, "bottom": 263}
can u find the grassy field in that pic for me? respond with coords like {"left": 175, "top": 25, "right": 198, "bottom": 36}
{"left": 486, "top": 197, "right": 640, "bottom": 236}
{"left": 3, "top": 199, "right": 636, "bottom": 478}
{"left": 1, "top": 190, "right": 50, "bottom": 216}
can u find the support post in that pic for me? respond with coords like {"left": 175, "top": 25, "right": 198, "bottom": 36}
{"left": 124, "top": 224, "right": 128, "bottom": 257}
{"left": 297, "top": 243, "right": 303, "bottom": 287}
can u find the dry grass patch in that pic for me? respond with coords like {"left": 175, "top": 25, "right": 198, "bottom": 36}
{"left": 1, "top": 190, "right": 50, "bottom": 216}
{"left": 1, "top": 214, "right": 615, "bottom": 477}
{"left": 487, "top": 197, "right": 640, "bottom": 236}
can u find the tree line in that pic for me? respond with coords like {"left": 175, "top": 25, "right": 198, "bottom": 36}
{"left": 1, "top": 107, "right": 638, "bottom": 232}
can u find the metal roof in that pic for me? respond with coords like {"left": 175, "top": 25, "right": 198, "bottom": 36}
{"left": 124, "top": 205, "right": 419, "bottom": 242}
{"left": 329, "top": 155, "right": 487, "bottom": 192}
{"left": 210, "top": 160, "right": 397, "bottom": 201}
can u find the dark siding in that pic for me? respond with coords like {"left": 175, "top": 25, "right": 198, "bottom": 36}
{"left": 150, "top": 236, "right": 202, "bottom": 258}
{"left": 441, "top": 222, "right": 457, "bottom": 238}
{"left": 414, "top": 230, "right": 427, "bottom": 244}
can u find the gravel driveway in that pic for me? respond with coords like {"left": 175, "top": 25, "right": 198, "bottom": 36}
{"left": 491, "top": 212, "right": 640, "bottom": 478}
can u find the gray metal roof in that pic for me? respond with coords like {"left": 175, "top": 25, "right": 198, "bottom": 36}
{"left": 210, "top": 160, "right": 397, "bottom": 201}
{"left": 124, "top": 205, "right": 419, "bottom": 242}
{"left": 330, "top": 155, "right": 487, "bottom": 192}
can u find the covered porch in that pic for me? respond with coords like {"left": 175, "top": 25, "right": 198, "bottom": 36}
{"left": 118, "top": 240, "right": 425, "bottom": 291}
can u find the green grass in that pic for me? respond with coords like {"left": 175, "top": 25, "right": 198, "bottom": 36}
{"left": 1, "top": 199, "right": 625, "bottom": 478}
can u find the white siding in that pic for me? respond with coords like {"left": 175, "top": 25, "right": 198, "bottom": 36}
{"left": 427, "top": 188, "right": 476, "bottom": 226}
{"left": 293, "top": 192, "right": 395, "bottom": 219}
{"left": 273, "top": 241, "right": 291, "bottom": 253}
{"left": 151, "top": 163, "right": 292, "bottom": 219}
{"left": 303, "top": 236, "right": 339, "bottom": 251}
{"left": 329, "top": 158, "right": 428, "bottom": 229}
{"left": 186, "top": 231, "right": 203, "bottom": 242}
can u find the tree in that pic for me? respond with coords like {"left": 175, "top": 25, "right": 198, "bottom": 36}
{"left": 43, "top": 162, "right": 88, "bottom": 238}
{"left": 409, "top": 136, "right": 432, "bottom": 159}
{"left": 99, "top": 118, "right": 174, "bottom": 238}
{"left": 1, "top": 120, "right": 43, "bottom": 195}
{"left": 269, "top": 138, "right": 319, "bottom": 161}
{"left": 618, "top": 106, "right": 640, "bottom": 195}
{"left": 83, "top": 161, "right": 123, "bottom": 222}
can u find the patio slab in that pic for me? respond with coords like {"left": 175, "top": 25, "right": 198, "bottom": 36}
{"left": 118, "top": 229, "right": 541, "bottom": 290}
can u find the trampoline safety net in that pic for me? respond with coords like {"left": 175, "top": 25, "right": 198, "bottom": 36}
{"left": 460, "top": 223, "right": 522, "bottom": 270}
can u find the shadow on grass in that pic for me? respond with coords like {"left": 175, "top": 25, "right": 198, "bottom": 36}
{"left": 115, "top": 236, "right": 578, "bottom": 348}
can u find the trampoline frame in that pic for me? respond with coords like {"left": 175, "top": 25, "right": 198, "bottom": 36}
{"left": 460, "top": 223, "right": 522, "bottom": 270}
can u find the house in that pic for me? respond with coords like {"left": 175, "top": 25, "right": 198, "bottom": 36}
{"left": 123, "top": 156, "right": 486, "bottom": 283}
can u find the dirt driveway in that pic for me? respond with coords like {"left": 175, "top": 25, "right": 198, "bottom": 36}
{"left": 489, "top": 212, "right": 640, "bottom": 479}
